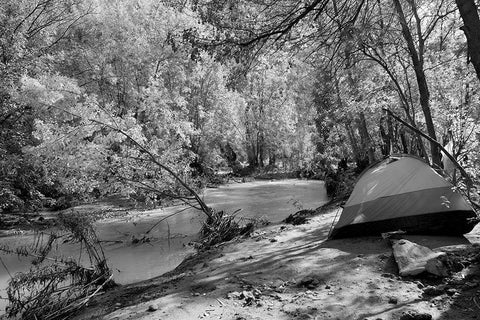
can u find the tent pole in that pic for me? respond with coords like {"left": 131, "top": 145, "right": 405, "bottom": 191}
{"left": 327, "top": 207, "right": 342, "bottom": 239}
{"left": 383, "top": 108, "right": 473, "bottom": 187}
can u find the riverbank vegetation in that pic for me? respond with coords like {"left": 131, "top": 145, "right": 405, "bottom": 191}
{"left": 2, "top": 0, "right": 480, "bottom": 214}
{"left": 1, "top": 0, "right": 480, "bottom": 318}
{"left": 0, "top": 213, "right": 114, "bottom": 319}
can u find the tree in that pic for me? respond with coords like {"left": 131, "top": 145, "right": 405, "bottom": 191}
{"left": 455, "top": 0, "right": 480, "bottom": 83}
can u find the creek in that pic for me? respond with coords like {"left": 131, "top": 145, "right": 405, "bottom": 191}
{"left": 0, "top": 179, "right": 327, "bottom": 314}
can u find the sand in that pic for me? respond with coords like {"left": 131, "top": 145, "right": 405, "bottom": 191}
{"left": 75, "top": 207, "right": 480, "bottom": 320}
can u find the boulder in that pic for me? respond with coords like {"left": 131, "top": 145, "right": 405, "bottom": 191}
{"left": 391, "top": 239, "right": 448, "bottom": 277}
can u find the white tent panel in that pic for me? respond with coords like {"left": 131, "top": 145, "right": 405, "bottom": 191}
{"left": 346, "top": 157, "right": 450, "bottom": 206}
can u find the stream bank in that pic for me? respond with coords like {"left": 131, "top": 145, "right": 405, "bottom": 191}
{"left": 0, "top": 179, "right": 327, "bottom": 315}
{"left": 73, "top": 206, "right": 480, "bottom": 320}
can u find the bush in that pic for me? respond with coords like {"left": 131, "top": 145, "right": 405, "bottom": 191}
{"left": 324, "top": 168, "right": 358, "bottom": 201}
{"left": 0, "top": 188, "right": 25, "bottom": 212}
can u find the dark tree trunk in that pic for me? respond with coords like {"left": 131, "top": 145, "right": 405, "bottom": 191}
{"left": 379, "top": 120, "right": 390, "bottom": 157}
{"left": 357, "top": 112, "right": 375, "bottom": 163}
{"left": 392, "top": 0, "right": 441, "bottom": 167}
{"left": 345, "top": 122, "right": 361, "bottom": 163}
{"left": 456, "top": 0, "right": 480, "bottom": 83}
{"left": 387, "top": 113, "right": 395, "bottom": 152}
{"left": 400, "top": 130, "right": 409, "bottom": 154}
{"left": 258, "top": 133, "right": 265, "bottom": 167}
{"left": 269, "top": 152, "right": 276, "bottom": 166}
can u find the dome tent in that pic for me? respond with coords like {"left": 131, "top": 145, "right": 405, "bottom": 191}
{"left": 329, "top": 154, "right": 478, "bottom": 239}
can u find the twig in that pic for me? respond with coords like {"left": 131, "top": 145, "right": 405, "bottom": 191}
{"left": 0, "top": 256, "right": 12, "bottom": 278}
{"left": 474, "top": 296, "right": 480, "bottom": 310}
{"left": 145, "top": 206, "right": 192, "bottom": 234}
{"left": 78, "top": 274, "right": 114, "bottom": 307}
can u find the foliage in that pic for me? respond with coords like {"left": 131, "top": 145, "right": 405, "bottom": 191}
{"left": 1, "top": 0, "right": 480, "bottom": 208}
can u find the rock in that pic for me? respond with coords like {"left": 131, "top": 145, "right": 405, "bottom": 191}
{"left": 227, "top": 291, "right": 242, "bottom": 299}
{"left": 425, "top": 255, "right": 449, "bottom": 277}
{"left": 391, "top": 239, "right": 447, "bottom": 277}
{"left": 388, "top": 296, "right": 398, "bottom": 304}
{"left": 446, "top": 288, "right": 458, "bottom": 296}
{"left": 147, "top": 304, "right": 158, "bottom": 312}
{"left": 382, "top": 230, "right": 407, "bottom": 239}
{"left": 241, "top": 290, "right": 255, "bottom": 300}
{"left": 399, "top": 311, "right": 432, "bottom": 320}
{"left": 423, "top": 286, "right": 444, "bottom": 296}
{"left": 297, "top": 275, "right": 323, "bottom": 289}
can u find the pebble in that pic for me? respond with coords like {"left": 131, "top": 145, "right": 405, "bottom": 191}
{"left": 423, "top": 286, "right": 444, "bottom": 296}
{"left": 446, "top": 288, "right": 458, "bottom": 296}
{"left": 388, "top": 296, "right": 398, "bottom": 304}
{"left": 227, "top": 291, "right": 241, "bottom": 299}
{"left": 147, "top": 304, "right": 158, "bottom": 312}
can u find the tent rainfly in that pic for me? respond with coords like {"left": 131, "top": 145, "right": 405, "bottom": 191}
{"left": 329, "top": 155, "right": 478, "bottom": 239}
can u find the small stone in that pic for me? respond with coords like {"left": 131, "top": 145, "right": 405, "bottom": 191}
{"left": 252, "top": 288, "right": 262, "bottom": 297}
{"left": 241, "top": 291, "right": 255, "bottom": 300}
{"left": 423, "top": 286, "right": 444, "bottom": 296}
{"left": 446, "top": 288, "right": 458, "bottom": 296}
{"left": 147, "top": 304, "right": 158, "bottom": 312}
{"left": 297, "top": 276, "right": 323, "bottom": 289}
{"left": 388, "top": 296, "right": 398, "bottom": 304}
{"left": 270, "top": 238, "right": 278, "bottom": 243}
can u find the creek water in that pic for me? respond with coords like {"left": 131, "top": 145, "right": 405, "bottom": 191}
{"left": 0, "top": 179, "right": 327, "bottom": 313}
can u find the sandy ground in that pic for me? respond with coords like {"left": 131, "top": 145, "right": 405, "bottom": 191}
{"left": 76, "top": 207, "right": 480, "bottom": 320}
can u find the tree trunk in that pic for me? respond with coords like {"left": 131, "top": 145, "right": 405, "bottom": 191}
{"left": 387, "top": 113, "right": 395, "bottom": 152}
{"left": 357, "top": 112, "right": 375, "bottom": 163}
{"left": 456, "top": 0, "right": 480, "bottom": 83}
{"left": 392, "top": 0, "right": 441, "bottom": 167}
{"left": 269, "top": 152, "right": 276, "bottom": 166}
{"left": 400, "top": 129, "right": 409, "bottom": 154}
{"left": 379, "top": 120, "right": 390, "bottom": 157}
{"left": 345, "top": 121, "right": 362, "bottom": 164}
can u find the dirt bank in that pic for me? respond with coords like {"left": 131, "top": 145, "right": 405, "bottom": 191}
{"left": 75, "top": 207, "right": 480, "bottom": 320}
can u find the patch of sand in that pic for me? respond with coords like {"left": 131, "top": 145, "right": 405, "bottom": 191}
{"left": 75, "top": 207, "right": 480, "bottom": 320}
